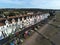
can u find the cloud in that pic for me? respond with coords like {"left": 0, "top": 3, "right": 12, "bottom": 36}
{"left": 0, "top": 0, "right": 26, "bottom": 5}
{"left": 0, "top": 0, "right": 60, "bottom": 9}
{"left": 30, "top": 0, "right": 60, "bottom": 9}
{"left": 0, "top": 0, "right": 34, "bottom": 8}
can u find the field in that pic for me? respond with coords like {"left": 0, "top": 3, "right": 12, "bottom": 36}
{"left": 22, "top": 11, "right": 60, "bottom": 45}
{"left": 35, "top": 11, "right": 60, "bottom": 45}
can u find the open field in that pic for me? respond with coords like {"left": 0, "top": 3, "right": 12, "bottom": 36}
{"left": 39, "top": 11, "right": 60, "bottom": 45}
{"left": 22, "top": 11, "right": 60, "bottom": 45}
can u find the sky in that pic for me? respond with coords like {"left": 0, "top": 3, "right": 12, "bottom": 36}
{"left": 0, "top": 0, "right": 60, "bottom": 9}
